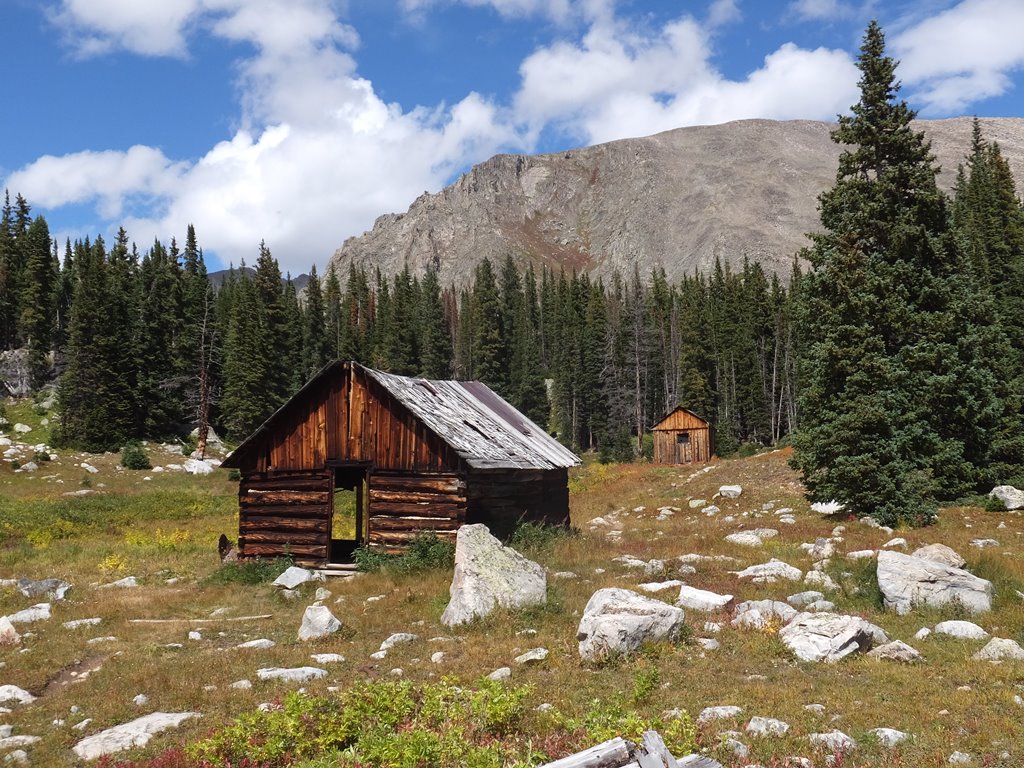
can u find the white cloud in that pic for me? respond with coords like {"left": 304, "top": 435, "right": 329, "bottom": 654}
{"left": 514, "top": 14, "right": 859, "bottom": 145}
{"left": 12, "top": 0, "right": 516, "bottom": 274}
{"left": 400, "top": 0, "right": 574, "bottom": 23}
{"left": 788, "top": 0, "right": 857, "bottom": 22}
{"left": 893, "top": 0, "right": 1024, "bottom": 113}
{"left": 707, "top": 0, "right": 741, "bottom": 28}
{"left": 47, "top": 0, "right": 205, "bottom": 57}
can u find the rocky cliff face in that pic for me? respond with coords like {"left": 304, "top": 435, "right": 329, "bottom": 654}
{"left": 328, "top": 117, "right": 1024, "bottom": 286}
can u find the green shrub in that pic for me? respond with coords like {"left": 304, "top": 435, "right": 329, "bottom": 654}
{"left": 390, "top": 531, "right": 455, "bottom": 574}
{"left": 120, "top": 442, "right": 152, "bottom": 470}
{"left": 353, "top": 544, "right": 393, "bottom": 572}
{"left": 226, "top": 468, "right": 241, "bottom": 482}
{"left": 510, "top": 521, "right": 575, "bottom": 554}
{"left": 32, "top": 450, "right": 51, "bottom": 463}
{"left": 560, "top": 698, "right": 697, "bottom": 757}
{"left": 205, "top": 555, "right": 294, "bottom": 585}
{"left": 189, "top": 678, "right": 532, "bottom": 767}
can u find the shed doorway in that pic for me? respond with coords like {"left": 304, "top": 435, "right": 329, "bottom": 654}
{"left": 330, "top": 465, "right": 368, "bottom": 563}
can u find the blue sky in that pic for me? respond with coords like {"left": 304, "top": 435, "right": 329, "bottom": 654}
{"left": 2, "top": 0, "right": 1024, "bottom": 275}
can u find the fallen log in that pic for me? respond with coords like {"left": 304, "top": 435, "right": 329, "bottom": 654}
{"left": 536, "top": 731, "right": 722, "bottom": 768}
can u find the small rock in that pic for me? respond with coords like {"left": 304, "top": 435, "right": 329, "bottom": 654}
{"left": 235, "top": 639, "right": 276, "bottom": 650}
{"left": 804, "top": 704, "right": 826, "bottom": 715}
{"left": 0, "top": 687, "right": 35, "bottom": 706}
{"left": 867, "top": 640, "right": 922, "bottom": 663}
{"left": 697, "top": 705, "right": 743, "bottom": 724}
{"left": 846, "top": 549, "right": 876, "bottom": 560}
{"left": 639, "top": 580, "right": 684, "bottom": 593}
{"left": 369, "top": 650, "right": 387, "bottom": 660}
{"left": 809, "top": 730, "right": 856, "bottom": 752}
{"left": 732, "top": 559, "right": 802, "bottom": 583}
{"left": 188, "top": 631, "right": 202, "bottom": 641}
{"left": 514, "top": 647, "right": 548, "bottom": 665}
{"left": 870, "top": 727, "right": 910, "bottom": 747}
{"left": 576, "top": 588, "right": 685, "bottom": 662}
{"left": 229, "top": 680, "right": 253, "bottom": 690}
{"left": 430, "top": 651, "right": 445, "bottom": 663}
{"left": 718, "top": 485, "right": 743, "bottom": 498}
{"left": 948, "top": 751, "right": 973, "bottom": 764}
{"left": 883, "top": 538, "right": 907, "bottom": 549}
{"left": 697, "top": 638, "right": 720, "bottom": 651}
{"left": 255, "top": 667, "right": 327, "bottom": 683}
{"left": 97, "top": 576, "right": 138, "bottom": 589}
{"left": 80, "top": 462, "right": 98, "bottom": 473}
{"left": 915, "top": 627, "right": 931, "bottom": 640}
{"left": 804, "top": 571, "right": 840, "bottom": 591}
{"left": 310, "top": 653, "right": 346, "bottom": 664}
{"left": 787, "top": 591, "right": 825, "bottom": 607}
{"left": 132, "top": 694, "right": 148, "bottom": 706}
{"left": 746, "top": 716, "right": 789, "bottom": 737}
{"left": 487, "top": 667, "right": 511, "bottom": 681}
{"left": 970, "top": 538, "right": 999, "bottom": 549}
{"left": 71, "top": 712, "right": 200, "bottom": 760}
{"left": 933, "top": 621, "right": 989, "bottom": 641}
{"left": 380, "top": 632, "right": 418, "bottom": 651}
{"left": 910, "top": 544, "right": 966, "bottom": 569}
{"left": 973, "top": 637, "right": 1024, "bottom": 661}
{"left": 0, "top": 618, "right": 20, "bottom": 646}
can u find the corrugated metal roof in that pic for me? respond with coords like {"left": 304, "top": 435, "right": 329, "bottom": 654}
{"left": 364, "top": 367, "right": 580, "bottom": 470}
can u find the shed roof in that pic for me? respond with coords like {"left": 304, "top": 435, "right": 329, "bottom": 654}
{"left": 651, "top": 406, "right": 711, "bottom": 431}
{"left": 224, "top": 361, "right": 580, "bottom": 471}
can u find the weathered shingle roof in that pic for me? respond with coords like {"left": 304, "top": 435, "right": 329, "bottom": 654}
{"left": 364, "top": 366, "right": 579, "bottom": 470}
{"left": 223, "top": 361, "right": 580, "bottom": 471}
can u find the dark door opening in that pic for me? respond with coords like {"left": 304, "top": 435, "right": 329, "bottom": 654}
{"left": 330, "top": 465, "right": 368, "bottom": 563}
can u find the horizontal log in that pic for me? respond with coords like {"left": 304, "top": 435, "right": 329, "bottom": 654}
{"left": 369, "top": 516, "right": 460, "bottom": 532}
{"left": 369, "top": 501, "right": 465, "bottom": 517}
{"left": 240, "top": 504, "right": 328, "bottom": 519}
{"left": 369, "top": 489, "right": 467, "bottom": 504}
{"left": 240, "top": 516, "right": 327, "bottom": 533}
{"left": 369, "top": 529, "right": 457, "bottom": 545}
{"left": 240, "top": 491, "right": 329, "bottom": 506}
{"left": 371, "top": 475, "right": 463, "bottom": 493}
{"left": 242, "top": 475, "right": 330, "bottom": 491}
{"left": 240, "top": 530, "right": 328, "bottom": 546}
{"left": 240, "top": 542, "right": 327, "bottom": 559}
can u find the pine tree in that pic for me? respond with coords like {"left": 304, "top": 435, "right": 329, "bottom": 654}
{"left": 418, "top": 265, "right": 452, "bottom": 379}
{"left": 137, "top": 237, "right": 183, "bottom": 436}
{"left": 0, "top": 192, "right": 16, "bottom": 350}
{"left": 323, "top": 265, "right": 343, "bottom": 360}
{"left": 791, "top": 21, "right": 1000, "bottom": 525}
{"left": 470, "top": 258, "right": 507, "bottom": 393}
{"left": 220, "top": 266, "right": 272, "bottom": 441}
{"left": 18, "top": 216, "right": 56, "bottom": 388}
{"left": 301, "top": 264, "right": 330, "bottom": 379}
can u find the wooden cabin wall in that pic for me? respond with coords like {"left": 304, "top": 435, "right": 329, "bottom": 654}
{"left": 237, "top": 469, "right": 332, "bottom": 564}
{"left": 248, "top": 367, "right": 464, "bottom": 475}
{"left": 366, "top": 471, "right": 467, "bottom": 552}
{"left": 653, "top": 428, "right": 712, "bottom": 464}
{"left": 466, "top": 468, "right": 570, "bottom": 539}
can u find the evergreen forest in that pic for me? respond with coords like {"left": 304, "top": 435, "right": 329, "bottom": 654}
{"left": 2, "top": 22, "right": 1024, "bottom": 525}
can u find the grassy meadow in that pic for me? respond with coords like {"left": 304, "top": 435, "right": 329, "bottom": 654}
{"left": 2, "top": 397, "right": 1024, "bottom": 766}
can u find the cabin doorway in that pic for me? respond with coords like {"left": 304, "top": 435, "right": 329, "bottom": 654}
{"left": 329, "top": 465, "right": 368, "bottom": 563}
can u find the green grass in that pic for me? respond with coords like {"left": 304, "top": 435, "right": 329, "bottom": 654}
{"left": 2, "top": 426, "right": 1024, "bottom": 767}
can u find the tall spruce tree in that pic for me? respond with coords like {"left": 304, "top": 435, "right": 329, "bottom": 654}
{"left": 791, "top": 21, "right": 1000, "bottom": 525}
{"left": 18, "top": 216, "right": 56, "bottom": 387}
{"left": 301, "top": 264, "right": 330, "bottom": 379}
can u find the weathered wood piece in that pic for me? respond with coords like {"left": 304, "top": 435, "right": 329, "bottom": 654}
{"left": 636, "top": 731, "right": 677, "bottom": 768}
{"left": 538, "top": 738, "right": 632, "bottom": 768}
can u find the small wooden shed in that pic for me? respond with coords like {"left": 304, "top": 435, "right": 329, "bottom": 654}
{"left": 651, "top": 407, "right": 713, "bottom": 464}
{"left": 221, "top": 361, "right": 580, "bottom": 566}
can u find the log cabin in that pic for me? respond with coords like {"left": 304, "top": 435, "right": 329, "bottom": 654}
{"left": 651, "top": 407, "right": 714, "bottom": 464}
{"left": 221, "top": 361, "right": 580, "bottom": 567}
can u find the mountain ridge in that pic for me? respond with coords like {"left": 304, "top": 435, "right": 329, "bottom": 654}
{"left": 327, "top": 117, "right": 1024, "bottom": 285}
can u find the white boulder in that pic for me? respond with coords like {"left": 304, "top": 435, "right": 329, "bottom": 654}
{"left": 255, "top": 667, "right": 327, "bottom": 683}
{"left": 779, "top": 612, "right": 885, "bottom": 663}
{"left": 718, "top": 485, "right": 743, "bottom": 498}
{"left": 440, "top": 524, "right": 546, "bottom": 626}
{"left": 72, "top": 712, "right": 200, "bottom": 760}
{"left": 973, "top": 637, "right": 1024, "bottom": 661}
{"left": 732, "top": 559, "right": 802, "bottom": 583}
{"left": 989, "top": 485, "right": 1024, "bottom": 510}
{"left": 876, "top": 551, "right": 992, "bottom": 615}
{"left": 6, "top": 604, "right": 50, "bottom": 624}
{"left": 676, "top": 585, "right": 734, "bottom": 612}
{"left": 0, "top": 686, "right": 35, "bottom": 705}
{"left": 0, "top": 617, "right": 20, "bottom": 646}
{"left": 871, "top": 728, "right": 910, "bottom": 747}
{"left": 576, "top": 588, "right": 685, "bottom": 662}
{"left": 933, "top": 620, "right": 989, "bottom": 641}
{"left": 272, "top": 566, "right": 321, "bottom": 590}
{"left": 867, "top": 640, "right": 922, "bottom": 663}
{"left": 297, "top": 605, "right": 342, "bottom": 641}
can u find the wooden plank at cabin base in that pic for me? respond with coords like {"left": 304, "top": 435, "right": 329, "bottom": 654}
{"left": 370, "top": 529, "right": 457, "bottom": 545}
{"left": 370, "top": 501, "right": 466, "bottom": 517}
{"left": 369, "top": 516, "right": 460, "bottom": 532}
{"left": 240, "top": 542, "right": 327, "bottom": 559}
{"left": 240, "top": 531, "right": 327, "bottom": 546}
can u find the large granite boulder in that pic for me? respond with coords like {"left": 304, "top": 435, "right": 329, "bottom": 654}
{"left": 440, "top": 524, "right": 546, "bottom": 627}
{"left": 297, "top": 605, "right": 342, "bottom": 641}
{"left": 989, "top": 485, "right": 1024, "bottom": 510}
{"left": 72, "top": 712, "right": 201, "bottom": 761}
{"left": 779, "top": 612, "right": 887, "bottom": 662}
{"left": 876, "top": 551, "right": 992, "bottom": 615}
{"left": 577, "top": 588, "right": 685, "bottom": 662}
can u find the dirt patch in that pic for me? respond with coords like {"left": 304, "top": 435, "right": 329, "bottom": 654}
{"left": 41, "top": 653, "right": 109, "bottom": 697}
